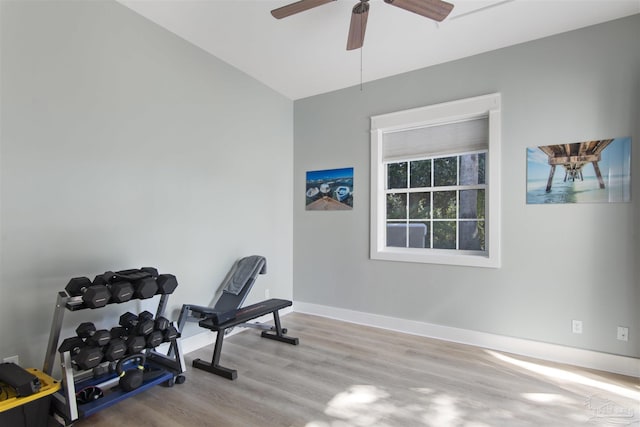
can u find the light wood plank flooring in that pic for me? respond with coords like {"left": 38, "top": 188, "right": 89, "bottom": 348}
{"left": 73, "top": 313, "right": 639, "bottom": 426}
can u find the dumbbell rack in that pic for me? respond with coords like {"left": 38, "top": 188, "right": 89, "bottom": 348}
{"left": 43, "top": 290, "right": 186, "bottom": 426}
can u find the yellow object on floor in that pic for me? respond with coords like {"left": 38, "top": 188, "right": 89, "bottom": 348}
{"left": 0, "top": 368, "right": 60, "bottom": 412}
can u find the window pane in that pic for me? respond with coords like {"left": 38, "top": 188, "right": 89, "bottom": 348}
{"left": 433, "top": 221, "right": 456, "bottom": 249}
{"left": 410, "top": 160, "right": 431, "bottom": 188}
{"left": 387, "top": 162, "right": 407, "bottom": 189}
{"left": 459, "top": 189, "right": 485, "bottom": 219}
{"left": 434, "top": 157, "right": 457, "bottom": 187}
{"left": 408, "top": 222, "right": 429, "bottom": 248}
{"left": 386, "top": 193, "right": 407, "bottom": 219}
{"left": 459, "top": 221, "right": 485, "bottom": 251}
{"left": 433, "top": 191, "right": 456, "bottom": 219}
{"left": 409, "top": 192, "right": 431, "bottom": 219}
{"left": 386, "top": 223, "right": 407, "bottom": 247}
{"left": 460, "top": 153, "right": 485, "bottom": 185}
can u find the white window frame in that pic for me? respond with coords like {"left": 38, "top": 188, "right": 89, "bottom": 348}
{"left": 370, "top": 93, "right": 501, "bottom": 268}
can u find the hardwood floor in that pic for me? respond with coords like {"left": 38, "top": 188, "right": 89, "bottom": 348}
{"left": 73, "top": 313, "right": 639, "bottom": 426}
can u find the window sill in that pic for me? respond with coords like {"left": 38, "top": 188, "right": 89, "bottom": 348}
{"left": 371, "top": 247, "right": 500, "bottom": 268}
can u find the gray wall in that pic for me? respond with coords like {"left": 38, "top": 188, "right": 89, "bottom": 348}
{"left": 294, "top": 15, "right": 639, "bottom": 358}
{"left": 0, "top": 0, "right": 293, "bottom": 367}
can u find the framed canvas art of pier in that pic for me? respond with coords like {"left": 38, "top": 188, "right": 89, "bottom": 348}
{"left": 526, "top": 137, "right": 631, "bottom": 204}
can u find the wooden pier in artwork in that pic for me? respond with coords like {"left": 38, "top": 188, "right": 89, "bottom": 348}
{"left": 538, "top": 139, "right": 613, "bottom": 192}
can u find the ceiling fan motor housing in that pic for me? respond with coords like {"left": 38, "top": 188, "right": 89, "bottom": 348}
{"left": 354, "top": 0, "right": 370, "bottom": 14}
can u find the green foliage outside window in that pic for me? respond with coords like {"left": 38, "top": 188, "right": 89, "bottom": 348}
{"left": 386, "top": 193, "right": 406, "bottom": 219}
{"left": 410, "top": 160, "right": 431, "bottom": 188}
{"left": 387, "top": 162, "right": 407, "bottom": 189}
{"left": 433, "top": 221, "right": 456, "bottom": 249}
{"left": 434, "top": 157, "right": 457, "bottom": 186}
{"left": 409, "top": 193, "right": 430, "bottom": 218}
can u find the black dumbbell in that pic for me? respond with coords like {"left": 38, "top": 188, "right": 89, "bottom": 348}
{"left": 154, "top": 316, "right": 170, "bottom": 331}
{"left": 58, "top": 336, "right": 104, "bottom": 371}
{"left": 119, "top": 312, "right": 154, "bottom": 336}
{"left": 163, "top": 324, "right": 179, "bottom": 342}
{"left": 76, "top": 322, "right": 97, "bottom": 338}
{"left": 92, "top": 272, "right": 113, "bottom": 287}
{"left": 110, "top": 326, "right": 127, "bottom": 339}
{"left": 93, "top": 272, "right": 134, "bottom": 303}
{"left": 140, "top": 267, "right": 158, "bottom": 278}
{"left": 145, "top": 330, "right": 163, "bottom": 348}
{"left": 76, "top": 322, "right": 111, "bottom": 347}
{"left": 65, "top": 277, "right": 111, "bottom": 309}
{"left": 114, "top": 269, "right": 157, "bottom": 299}
{"left": 125, "top": 335, "right": 146, "bottom": 354}
{"left": 103, "top": 338, "right": 127, "bottom": 362}
{"left": 110, "top": 326, "right": 146, "bottom": 355}
{"left": 156, "top": 274, "right": 178, "bottom": 294}
{"left": 138, "top": 310, "right": 154, "bottom": 321}
{"left": 150, "top": 316, "right": 177, "bottom": 342}
{"left": 136, "top": 311, "right": 165, "bottom": 348}
{"left": 133, "top": 276, "right": 157, "bottom": 299}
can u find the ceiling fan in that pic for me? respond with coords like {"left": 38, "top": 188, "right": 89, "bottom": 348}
{"left": 271, "top": 0, "right": 455, "bottom": 51}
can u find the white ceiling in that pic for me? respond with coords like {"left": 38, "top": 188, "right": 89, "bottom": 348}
{"left": 118, "top": 0, "right": 640, "bottom": 100}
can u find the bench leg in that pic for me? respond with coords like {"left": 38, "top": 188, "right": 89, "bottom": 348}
{"left": 192, "top": 329, "right": 238, "bottom": 380}
{"left": 261, "top": 311, "right": 299, "bottom": 345}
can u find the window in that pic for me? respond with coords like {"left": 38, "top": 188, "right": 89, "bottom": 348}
{"left": 386, "top": 151, "right": 486, "bottom": 250}
{"left": 370, "top": 94, "right": 501, "bottom": 267}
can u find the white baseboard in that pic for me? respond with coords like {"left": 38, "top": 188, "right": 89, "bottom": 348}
{"left": 293, "top": 301, "right": 640, "bottom": 378}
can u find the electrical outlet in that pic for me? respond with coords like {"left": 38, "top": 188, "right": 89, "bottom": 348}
{"left": 3, "top": 355, "right": 19, "bottom": 364}
{"left": 572, "top": 320, "right": 583, "bottom": 334}
{"left": 265, "top": 288, "right": 270, "bottom": 299}
{"left": 617, "top": 326, "right": 629, "bottom": 341}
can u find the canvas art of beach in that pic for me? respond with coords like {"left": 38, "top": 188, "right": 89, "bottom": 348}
{"left": 526, "top": 137, "right": 631, "bottom": 204}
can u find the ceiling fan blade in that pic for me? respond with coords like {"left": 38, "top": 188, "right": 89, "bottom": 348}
{"left": 383, "top": 0, "right": 454, "bottom": 22}
{"left": 271, "top": 0, "right": 336, "bottom": 19}
{"left": 347, "top": 1, "right": 370, "bottom": 50}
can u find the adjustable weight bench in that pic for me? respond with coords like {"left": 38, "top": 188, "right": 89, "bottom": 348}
{"left": 176, "top": 256, "right": 298, "bottom": 380}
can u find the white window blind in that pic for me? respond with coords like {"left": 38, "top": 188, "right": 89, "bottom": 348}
{"left": 382, "top": 116, "right": 488, "bottom": 162}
